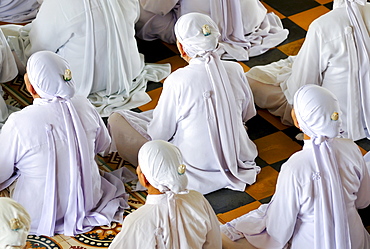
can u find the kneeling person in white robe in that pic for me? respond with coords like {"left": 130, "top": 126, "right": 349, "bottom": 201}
{"left": 0, "top": 51, "right": 135, "bottom": 237}
{"left": 221, "top": 85, "right": 370, "bottom": 249}
{"left": 108, "top": 13, "right": 260, "bottom": 195}
{"left": 109, "top": 140, "right": 222, "bottom": 249}
{"left": 246, "top": 0, "right": 370, "bottom": 141}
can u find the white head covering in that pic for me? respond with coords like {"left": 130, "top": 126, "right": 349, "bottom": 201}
{"left": 0, "top": 197, "right": 31, "bottom": 249}
{"left": 138, "top": 140, "right": 188, "bottom": 194}
{"left": 174, "top": 13, "right": 259, "bottom": 189}
{"left": 26, "top": 51, "right": 98, "bottom": 236}
{"left": 175, "top": 12, "right": 221, "bottom": 58}
{"left": 27, "top": 51, "right": 75, "bottom": 99}
{"left": 294, "top": 85, "right": 350, "bottom": 249}
{"left": 138, "top": 140, "right": 188, "bottom": 249}
{"left": 333, "top": 0, "right": 370, "bottom": 139}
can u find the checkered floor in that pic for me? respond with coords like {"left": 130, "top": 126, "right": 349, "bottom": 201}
{"left": 2, "top": 0, "right": 370, "bottom": 248}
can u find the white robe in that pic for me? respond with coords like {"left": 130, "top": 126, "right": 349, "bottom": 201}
{"left": 247, "top": 3, "right": 370, "bottom": 141}
{"left": 221, "top": 138, "right": 370, "bottom": 249}
{"left": 115, "top": 58, "right": 260, "bottom": 194}
{"left": 136, "top": 0, "right": 288, "bottom": 60}
{"left": 0, "top": 96, "right": 135, "bottom": 236}
{"left": 0, "top": 28, "right": 18, "bottom": 129}
{"left": 109, "top": 190, "right": 222, "bottom": 249}
{"left": 0, "top": 0, "right": 40, "bottom": 23}
{"left": 2, "top": 0, "right": 170, "bottom": 117}
{"left": 136, "top": 0, "right": 179, "bottom": 44}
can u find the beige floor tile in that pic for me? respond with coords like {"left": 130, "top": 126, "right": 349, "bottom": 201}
{"left": 245, "top": 166, "right": 278, "bottom": 200}
{"left": 254, "top": 131, "right": 302, "bottom": 164}
{"left": 217, "top": 201, "right": 262, "bottom": 224}
{"left": 288, "top": 6, "right": 331, "bottom": 31}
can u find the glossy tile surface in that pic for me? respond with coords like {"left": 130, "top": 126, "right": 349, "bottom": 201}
{"left": 3, "top": 0, "right": 370, "bottom": 247}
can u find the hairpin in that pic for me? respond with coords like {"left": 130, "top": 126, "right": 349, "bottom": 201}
{"left": 63, "top": 69, "right": 72, "bottom": 81}
{"left": 330, "top": 112, "right": 339, "bottom": 121}
{"left": 202, "top": 24, "right": 211, "bottom": 36}
{"left": 10, "top": 218, "right": 22, "bottom": 231}
{"left": 178, "top": 164, "right": 186, "bottom": 175}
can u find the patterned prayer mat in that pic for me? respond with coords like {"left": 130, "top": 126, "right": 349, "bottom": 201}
{"left": 2, "top": 0, "right": 370, "bottom": 247}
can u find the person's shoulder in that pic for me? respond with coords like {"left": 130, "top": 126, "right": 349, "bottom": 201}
{"left": 309, "top": 7, "right": 348, "bottom": 33}
{"left": 222, "top": 60, "right": 243, "bottom": 71}
{"left": 121, "top": 206, "right": 151, "bottom": 230}
{"left": 332, "top": 137, "right": 362, "bottom": 154}
{"left": 6, "top": 104, "right": 42, "bottom": 123}
{"left": 280, "top": 148, "right": 312, "bottom": 175}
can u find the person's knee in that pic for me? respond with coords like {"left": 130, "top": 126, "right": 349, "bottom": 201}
{"left": 108, "top": 112, "right": 122, "bottom": 130}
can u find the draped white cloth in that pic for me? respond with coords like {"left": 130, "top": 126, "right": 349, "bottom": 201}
{"left": 137, "top": 140, "right": 190, "bottom": 249}
{"left": 0, "top": 28, "right": 18, "bottom": 130}
{"left": 109, "top": 190, "right": 222, "bottom": 249}
{"left": 0, "top": 197, "right": 30, "bottom": 249}
{"left": 136, "top": 0, "right": 288, "bottom": 60}
{"left": 247, "top": 0, "right": 370, "bottom": 141}
{"left": 136, "top": 0, "right": 179, "bottom": 43}
{"left": 0, "top": 51, "right": 134, "bottom": 236}
{"left": 0, "top": 0, "right": 41, "bottom": 23}
{"left": 293, "top": 85, "right": 349, "bottom": 249}
{"left": 221, "top": 85, "right": 370, "bottom": 249}
{"left": 2, "top": 0, "right": 170, "bottom": 117}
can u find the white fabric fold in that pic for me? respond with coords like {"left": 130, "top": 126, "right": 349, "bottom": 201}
{"left": 138, "top": 140, "right": 189, "bottom": 249}
{"left": 293, "top": 85, "right": 350, "bottom": 249}
{"left": 344, "top": 0, "right": 370, "bottom": 139}
{"left": 175, "top": 13, "right": 260, "bottom": 189}
{"left": 27, "top": 51, "right": 103, "bottom": 235}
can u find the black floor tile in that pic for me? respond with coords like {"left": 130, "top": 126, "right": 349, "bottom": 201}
{"left": 137, "top": 38, "right": 177, "bottom": 63}
{"left": 255, "top": 156, "right": 269, "bottom": 168}
{"left": 259, "top": 195, "right": 272, "bottom": 204}
{"left": 280, "top": 18, "right": 307, "bottom": 45}
{"left": 356, "top": 138, "right": 370, "bottom": 151}
{"left": 205, "top": 189, "right": 256, "bottom": 214}
{"left": 246, "top": 115, "right": 280, "bottom": 140}
{"left": 264, "top": 0, "right": 320, "bottom": 16}
{"left": 243, "top": 48, "right": 288, "bottom": 68}
{"left": 281, "top": 126, "right": 304, "bottom": 146}
{"left": 146, "top": 81, "right": 163, "bottom": 92}
{"left": 270, "top": 158, "right": 289, "bottom": 172}
{"left": 324, "top": 2, "right": 333, "bottom": 10}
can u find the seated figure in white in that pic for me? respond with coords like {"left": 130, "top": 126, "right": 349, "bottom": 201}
{"left": 221, "top": 85, "right": 370, "bottom": 249}
{"left": 109, "top": 140, "right": 222, "bottom": 249}
{"left": 1, "top": 0, "right": 170, "bottom": 117}
{"left": 108, "top": 13, "right": 261, "bottom": 195}
{"left": 246, "top": 0, "right": 370, "bottom": 141}
{"left": 136, "top": 0, "right": 288, "bottom": 61}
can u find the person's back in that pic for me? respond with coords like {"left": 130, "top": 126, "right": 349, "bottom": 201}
{"left": 276, "top": 137, "right": 370, "bottom": 248}
{"left": 149, "top": 59, "right": 258, "bottom": 193}
{"left": 221, "top": 85, "right": 370, "bottom": 249}
{"left": 25, "top": 0, "right": 144, "bottom": 96}
{"left": 111, "top": 190, "right": 219, "bottom": 248}
{"left": 0, "top": 97, "right": 108, "bottom": 230}
{"left": 109, "top": 140, "right": 222, "bottom": 249}
{"left": 0, "top": 51, "right": 130, "bottom": 236}
{"left": 282, "top": 2, "right": 370, "bottom": 141}
{"left": 3, "top": 0, "right": 170, "bottom": 117}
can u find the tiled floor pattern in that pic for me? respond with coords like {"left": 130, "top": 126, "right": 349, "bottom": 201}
{"left": 3, "top": 0, "right": 370, "bottom": 248}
